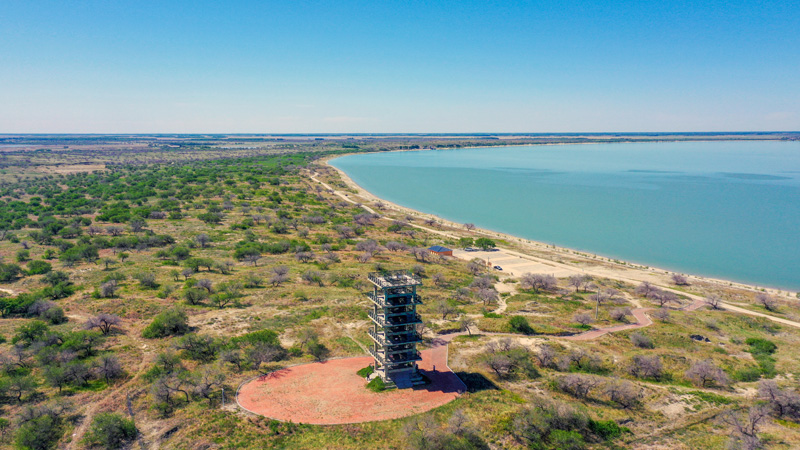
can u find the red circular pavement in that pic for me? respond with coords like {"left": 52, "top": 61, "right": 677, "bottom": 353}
{"left": 236, "top": 348, "right": 465, "bottom": 424}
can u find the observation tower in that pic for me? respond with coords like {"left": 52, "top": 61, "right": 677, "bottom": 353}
{"left": 367, "top": 270, "right": 424, "bottom": 389}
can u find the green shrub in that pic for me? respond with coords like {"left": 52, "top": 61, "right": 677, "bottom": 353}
{"left": 733, "top": 366, "right": 762, "bottom": 382}
{"left": 82, "top": 412, "right": 137, "bottom": 449}
{"left": 15, "top": 414, "right": 63, "bottom": 450}
{"left": 483, "top": 312, "right": 502, "bottom": 318}
{"left": 745, "top": 338, "right": 777, "bottom": 356}
{"left": 231, "top": 329, "right": 280, "bottom": 346}
{"left": 588, "top": 419, "right": 627, "bottom": 440}
{"left": 142, "top": 308, "right": 189, "bottom": 338}
{"left": 0, "top": 263, "right": 23, "bottom": 282}
{"left": 366, "top": 376, "right": 386, "bottom": 392}
{"left": 548, "top": 429, "right": 586, "bottom": 450}
{"left": 509, "top": 315, "right": 534, "bottom": 334}
{"left": 357, "top": 365, "right": 374, "bottom": 378}
{"left": 27, "top": 260, "right": 52, "bottom": 275}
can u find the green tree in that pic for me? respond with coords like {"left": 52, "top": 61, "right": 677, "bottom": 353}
{"left": 474, "top": 238, "right": 496, "bottom": 250}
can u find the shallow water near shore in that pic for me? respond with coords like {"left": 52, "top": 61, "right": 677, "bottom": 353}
{"left": 331, "top": 141, "right": 800, "bottom": 290}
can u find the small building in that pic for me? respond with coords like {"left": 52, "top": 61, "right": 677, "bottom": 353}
{"left": 428, "top": 245, "right": 453, "bottom": 257}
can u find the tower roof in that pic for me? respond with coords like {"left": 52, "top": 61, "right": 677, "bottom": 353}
{"left": 368, "top": 270, "right": 422, "bottom": 288}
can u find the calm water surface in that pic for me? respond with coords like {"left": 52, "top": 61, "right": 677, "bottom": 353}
{"left": 331, "top": 141, "right": 800, "bottom": 290}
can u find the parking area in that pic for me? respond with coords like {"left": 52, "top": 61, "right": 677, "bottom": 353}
{"left": 452, "top": 249, "right": 580, "bottom": 278}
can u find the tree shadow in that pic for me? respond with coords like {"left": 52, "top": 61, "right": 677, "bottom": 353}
{"left": 453, "top": 372, "right": 499, "bottom": 393}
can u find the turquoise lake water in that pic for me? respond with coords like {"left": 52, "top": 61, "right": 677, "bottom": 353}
{"left": 330, "top": 141, "right": 800, "bottom": 290}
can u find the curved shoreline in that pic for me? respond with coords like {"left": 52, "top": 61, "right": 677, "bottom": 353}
{"left": 318, "top": 152, "right": 799, "bottom": 300}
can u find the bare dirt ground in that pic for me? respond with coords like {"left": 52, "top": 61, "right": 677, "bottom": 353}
{"left": 236, "top": 348, "right": 464, "bottom": 425}
{"left": 33, "top": 163, "right": 106, "bottom": 174}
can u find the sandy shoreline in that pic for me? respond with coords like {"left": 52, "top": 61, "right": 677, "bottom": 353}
{"left": 318, "top": 151, "right": 798, "bottom": 300}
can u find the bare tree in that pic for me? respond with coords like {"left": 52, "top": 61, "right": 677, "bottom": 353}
{"left": 520, "top": 273, "right": 557, "bottom": 293}
{"left": 671, "top": 274, "right": 690, "bottom": 286}
{"left": 195, "top": 233, "right": 211, "bottom": 248}
{"left": 94, "top": 355, "right": 124, "bottom": 383}
{"left": 757, "top": 380, "right": 800, "bottom": 420}
{"left": 483, "top": 352, "right": 513, "bottom": 377}
{"left": 247, "top": 343, "right": 285, "bottom": 375}
{"left": 195, "top": 279, "right": 213, "bottom": 293}
{"left": 464, "top": 223, "right": 476, "bottom": 231}
{"left": 453, "top": 287, "right": 471, "bottom": 303}
{"left": 628, "top": 354, "right": 663, "bottom": 379}
{"left": 84, "top": 314, "right": 122, "bottom": 335}
{"left": 574, "top": 313, "right": 593, "bottom": 326}
{"left": 107, "top": 226, "right": 123, "bottom": 236}
{"left": 610, "top": 307, "right": 632, "bottom": 322}
{"left": 243, "top": 254, "right": 262, "bottom": 266}
{"left": 705, "top": 294, "right": 723, "bottom": 309}
{"left": 756, "top": 293, "right": 776, "bottom": 312}
{"left": 355, "top": 239, "right": 380, "bottom": 255}
{"left": 129, "top": 220, "right": 146, "bottom": 233}
{"left": 629, "top": 332, "right": 654, "bottom": 349}
{"left": 385, "top": 241, "right": 406, "bottom": 252}
{"left": 301, "top": 270, "right": 324, "bottom": 286}
{"left": 568, "top": 275, "right": 584, "bottom": 292}
{"left": 602, "top": 380, "right": 641, "bottom": 409}
{"left": 295, "top": 251, "right": 315, "bottom": 263}
{"left": 476, "top": 288, "right": 498, "bottom": 306}
{"left": 635, "top": 281, "right": 657, "bottom": 298}
{"left": 469, "top": 275, "right": 494, "bottom": 290}
{"left": 557, "top": 374, "right": 601, "bottom": 399}
{"left": 181, "top": 268, "right": 194, "bottom": 280}
{"left": 466, "top": 258, "right": 485, "bottom": 275}
{"left": 410, "top": 247, "right": 430, "bottom": 262}
{"left": 336, "top": 225, "right": 354, "bottom": 238}
{"left": 459, "top": 316, "right": 476, "bottom": 335}
{"left": 721, "top": 404, "right": 770, "bottom": 450}
{"left": 190, "top": 366, "right": 225, "bottom": 405}
{"left": 534, "top": 344, "right": 557, "bottom": 368}
{"left": 98, "top": 280, "right": 119, "bottom": 298}
{"left": 434, "top": 300, "right": 457, "bottom": 320}
{"left": 651, "top": 308, "right": 671, "bottom": 322}
{"left": 270, "top": 266, "right": 290, "bottom": 286}
{"left": 447, "top": 409, "right": 472, "bottom": 436}
{"left": 686, "top": 360, "right": 730, "bottom": 388}
{"left": 353, "top": 213, "right": 375, "bottom": 227}
{"left": 220, "top": 350, "right": 246, "bottom": 372}
{"left": 653, "top": 290, "right": 679, "bottom": 307}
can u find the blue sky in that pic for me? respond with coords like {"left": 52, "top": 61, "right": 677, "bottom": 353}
{"left": 1, "top": 0, "right": 798, "bottom": 133}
